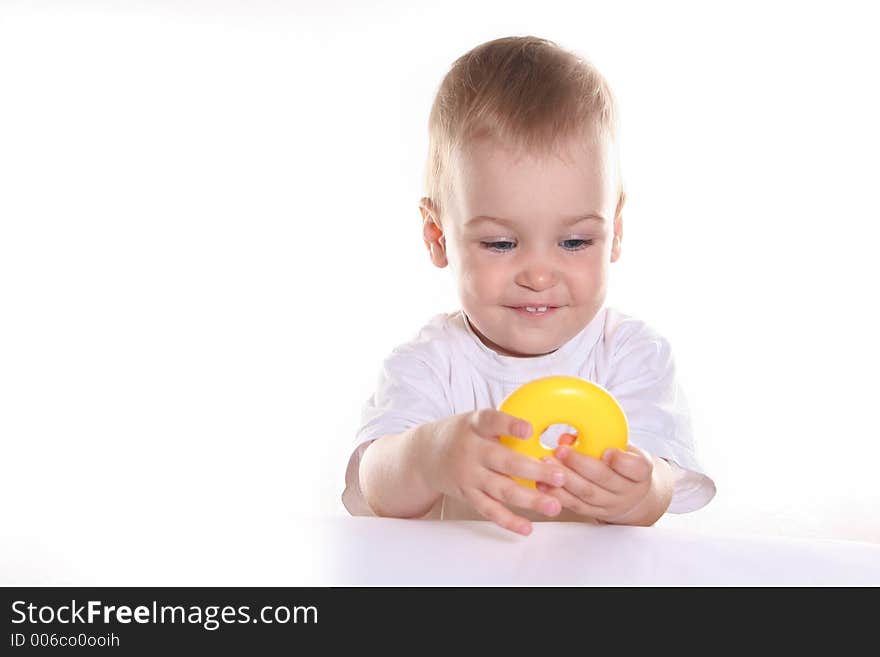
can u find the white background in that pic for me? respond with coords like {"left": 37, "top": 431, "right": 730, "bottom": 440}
{"left": 2, "top": 0, "right": 878, "bottom": 582}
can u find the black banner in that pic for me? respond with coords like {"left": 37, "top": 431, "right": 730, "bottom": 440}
{"left": 0, "top": 586, "right": 867, "bottom": 652}
{"left": 3, "top": 588, "right": 339, "bottom": 652}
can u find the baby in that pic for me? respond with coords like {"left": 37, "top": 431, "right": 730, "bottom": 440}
{"left": 342, "top": 35, "right": 716, "bottom": 535}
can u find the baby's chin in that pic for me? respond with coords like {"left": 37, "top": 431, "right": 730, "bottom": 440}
{"left": 481, "top": 331, "right": 566, "bottom": 358}
{"left": 464, "top": 310, "right": 576, "bottom": 357}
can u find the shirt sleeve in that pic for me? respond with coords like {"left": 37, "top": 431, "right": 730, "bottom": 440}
{"left": 341, "top": 343, "right": 452, "bottom": 517}
{"left": 603, "top": 323, "right": 716, "bottom": 514}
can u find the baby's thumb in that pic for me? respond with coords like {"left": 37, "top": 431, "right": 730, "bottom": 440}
{"left": 471, "top": 409, "right": 532, "bottom": 440}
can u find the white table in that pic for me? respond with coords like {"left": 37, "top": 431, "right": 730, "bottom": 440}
{"left": 326, "top": 516, "right": 880, "bottom": 586}
{"left": 3, "top": 515, "right": 878, "bottom": 586}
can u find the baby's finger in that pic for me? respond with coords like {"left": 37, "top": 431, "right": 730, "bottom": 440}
{"left": 465, "top": 488, "right": 533, "bottom": 536}
{"left": 484, "top": 472, "right": 561, "bottom": 518}
{"left": 558, "top": 433, "right": 576, "bottom": 446}
{"left": 602, "top": 446, "right": 653, "bottom": 482}
{"left": 554, "top": 445, "right": 628, "bottom": 493}
{"left": 539, "top": 483, "right": 606, "bottom": 520}
{"left": 470, "top": 408, "right": 532, "bottom": 442}
{"left": 552, "top": 463, "right": 616, "bottom": 509}
{"left": 484, "top": 443, "right": 566, "bottom": 487}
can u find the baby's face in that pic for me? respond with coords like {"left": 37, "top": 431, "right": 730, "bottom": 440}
{"left": 434, "top": 132, "right": 621, "bottom": 357}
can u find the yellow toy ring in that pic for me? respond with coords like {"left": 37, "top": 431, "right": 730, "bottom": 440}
{"left": 498, "top": 376, "right": 628, "bottom": 488}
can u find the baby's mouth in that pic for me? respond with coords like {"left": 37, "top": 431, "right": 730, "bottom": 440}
{"left": 508, "top": 305, "right": 559, "bottom": 318}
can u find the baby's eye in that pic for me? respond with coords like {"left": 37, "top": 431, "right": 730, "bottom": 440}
{"left": 560, "top": 238, "right": 594, "bottom": 251}
{"left": 481, "top": 240, "right": 516, "bottom": 252}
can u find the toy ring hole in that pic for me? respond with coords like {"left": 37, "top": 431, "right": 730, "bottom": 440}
{"left": 538, "top": 424, "right": 577, "bottom": 450}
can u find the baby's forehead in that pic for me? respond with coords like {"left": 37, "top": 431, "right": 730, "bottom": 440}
{"left": 458, "top": 130, "right": 610, "bottom": 167}
{"left": 449, "top": 133, "right": 618, "bottom": 221}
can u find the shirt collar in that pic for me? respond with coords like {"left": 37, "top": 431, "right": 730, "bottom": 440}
{"left": 456, "top": 304, "right": 608, "bottom": 383}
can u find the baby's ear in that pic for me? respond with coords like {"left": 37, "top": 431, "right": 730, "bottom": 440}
{"left": 419, "top": 197, "right": 448, "bottom": 268}
{"left": 610, "top": 215, "right": 623, "bottom": 263}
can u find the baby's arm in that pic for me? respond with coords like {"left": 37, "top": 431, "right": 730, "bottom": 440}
{"left": 357, "top": 410, "right": 569, "bottom": 536}
{"left": 357, "top": 425, "right": 439, "bottom": 519}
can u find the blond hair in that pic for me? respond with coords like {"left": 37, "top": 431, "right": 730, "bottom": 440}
{"left": 425, "top": 35, "right": 625, "bottom": 220}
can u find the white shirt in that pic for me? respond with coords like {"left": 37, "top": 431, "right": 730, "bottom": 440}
{"left": 343, "top": 305, "right": 716, "bottom": 522}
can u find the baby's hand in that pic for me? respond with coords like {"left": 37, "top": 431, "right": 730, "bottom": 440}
{"left": 416, "top": 410, "right": 568, "bottom": 536}
{"left": 537, "top": 434, "right": 671, "bottom": 525}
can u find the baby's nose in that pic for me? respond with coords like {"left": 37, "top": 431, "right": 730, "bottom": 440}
{"left": 515, "top": 264, "right": 558, "bottom": 291}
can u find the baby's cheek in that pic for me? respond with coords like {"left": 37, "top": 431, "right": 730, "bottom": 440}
{"left": 569, "top": 263, "right": 607, "bottom": 302}
{"left": 462, "top": 260, "right": 505, "bottom": 301}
